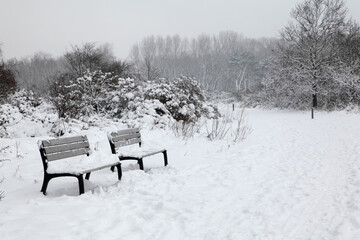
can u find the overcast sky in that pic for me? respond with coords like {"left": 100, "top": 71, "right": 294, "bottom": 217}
{"left": 1, "top": 0, "right": 360, "bottom": 60}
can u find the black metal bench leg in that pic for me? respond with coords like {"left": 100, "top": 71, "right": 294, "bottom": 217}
{"left": 41, "top": 174, "right": 50, "bottom": 195}
{"left": 77, "top": 174, "right": 85, "bottom": 195}
{"left": 115, "top": 163, "right": 122, "bottom": 180}
{"left": 110, "top": 166, "right": 115, "bottom": 172}
{"left": 85, "top": 172, "right": 91, "bottom": 180}
{"left": 138, "top": 158, "right": 144, "bottom": 170}
{"left": 162, "top": 150, "right": 168, "bottom": 166}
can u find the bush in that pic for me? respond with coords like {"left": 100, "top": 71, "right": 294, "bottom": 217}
{"left": 103, "top": 78, "right": 142, "bottom": 118}
{"left": 49, "top": 71, "right": 219, "bottom": 127}
{"left": 169, "top": 76, "right": 206, "bottom": 122}
{"left": 49, "top": 73, "right": 81, "bottom": 118}
{"left": 0, "top": 90, "right": 58, "bottom": 137}
{"left": 8, "top": 90, "right": 42, "bottom": 114}
{"left": 144, "top": 76, "right": 220, "bottom": 123}
{"left": 76, "top": 70, "right": 117, "bottom": 114}
{"left": 0, "top": 90, "right": 45, "bottom": 137}
{"left": 50, "top": 70, "right": 117, "bottom": 118}
{"left": 122, "top": 99, "right": 172, "bottom": 129}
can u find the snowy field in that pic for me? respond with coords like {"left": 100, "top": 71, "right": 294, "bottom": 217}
{"left": 1, "top": 106, "right": 360, "bottom": 240}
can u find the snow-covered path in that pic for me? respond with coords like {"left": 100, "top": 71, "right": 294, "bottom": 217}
{"left": 238, "top": 110, "right": 360, "bottom": 240}
{"left": 1, "top": 108, "right": 360, "bottom": 239}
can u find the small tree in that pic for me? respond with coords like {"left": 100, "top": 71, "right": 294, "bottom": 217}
{"left": 282, "top": 0, "right": 350, "bottom": 108}
{"left": 64, "top": 43, "right": 103, "bottom": 77}
{"left": 130, "top": 37, "right": 159, "bottom": 80}
{"left": 65, "top": 43, "right": 133, "bottom": 78}
{"left": 263, "top": 0, "right": 359, "bottom": 109}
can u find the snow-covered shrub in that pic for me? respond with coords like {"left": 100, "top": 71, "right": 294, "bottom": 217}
{"left": 103, "top": 78, "right": 143, "bottom": 118}
{"left": 8, "top": 90, "right": 42, "bottom": 115}
{"left": 201, "top": 103, "right": 221, "bottom": 119}
{"left": 0, "top": 104, "right": 15, "bottom": 138}
{"left": 144, "top": 78, "right": 175, "bottom": 104}
{"left": 0, "top": 91, "right": 43, "bottom": 137}
{"left": 172, "top": 76, "right": 220, "bottom": 121}
{"left": 144, "top": 77, "right": 220, "bottom": 123}
{"left": 123, "top": 99, "right": 172, "bottom": 128}
{"left": 49, "top": 72, "right": 219, "bottom": 127}
{"left": 143, "top": 79, "right": 187, "bottom": 122}
{"left": 170, "top": 76, "right": 206, "bottom": 122}
{"left": 50, "top": 70, "right": 117, "bottom": 118}
{"left": 49, "top": 73, "right": 81, "bottom": 118}
{"left": 0, "top": 90, "right": 58, "bottom": 137}
{"left": 77, "top": 70, "right": 118, "bottom": 115}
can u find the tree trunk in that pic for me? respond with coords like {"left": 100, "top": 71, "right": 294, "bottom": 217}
{"left": 312, "top": 93, "right": 317, "bottom": 108}
{"left": 312, "top": 84, "right": 318, "bottom": 108}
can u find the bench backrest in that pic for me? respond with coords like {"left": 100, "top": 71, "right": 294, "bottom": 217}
{"left": 39, "top": 135, "right": 91, "bottom": 162}
{"left": 108, "top": 128, "right": 141, "bottom": 154}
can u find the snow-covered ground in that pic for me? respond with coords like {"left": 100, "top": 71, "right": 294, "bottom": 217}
{"left": 1, "top": 106, "right": 360, "bottom": 240}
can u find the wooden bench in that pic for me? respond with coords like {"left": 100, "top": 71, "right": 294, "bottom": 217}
{"left": 108, "top": 128, "right": 168, "bottom": 177}
{"left": 38, "top": 135, "right": 121, "bottom": 195}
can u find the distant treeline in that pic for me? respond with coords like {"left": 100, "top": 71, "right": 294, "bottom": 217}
{"left": 129, "top": 32, "right": 277, "bottom": 93}
{"left": 1, "top": 0, "right": 360, "bottom": 110}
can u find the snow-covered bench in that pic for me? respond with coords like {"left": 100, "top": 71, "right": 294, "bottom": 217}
{"left": 108, "top": 128, "right": 168, "bottom": 176}
{"left": 38, "top": 135, "right": 121, "bottom": 195}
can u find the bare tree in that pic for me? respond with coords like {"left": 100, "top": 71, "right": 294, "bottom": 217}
{"left": 140, "top": 36, "right": 159, "bottom": 80}
{"left": 64, "top": 43, "right": 103, "bottom": 76}
{"left": 280, "top": 0, "right": 349, "bottom": 108}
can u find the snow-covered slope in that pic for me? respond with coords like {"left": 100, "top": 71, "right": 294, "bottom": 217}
{"left": 1, "top": 107, "right": 360, "bottom": 239}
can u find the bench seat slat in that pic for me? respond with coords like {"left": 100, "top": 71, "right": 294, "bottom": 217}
{"left": 110, "top": 128, "right": 140, "bottom": 137}
{"left": 46, "top": 148, "right": 90, "bottom": 161}
{"left": 42, "top": 136, "right": 88, "bottom": 147}
{"left": 114, "top": 138, "right": 141, "bottom": 148}
{"left": 44, "top": 141, "right": 90, "bottom": 154}
{"left": 111, "top": 132, "right": 141, "bottom": 143}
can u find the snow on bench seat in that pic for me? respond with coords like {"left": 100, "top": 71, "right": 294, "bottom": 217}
{"left": 117, "top": 145, "right": 166, "bottom": 159}
{"left": 46, "top": 151, "right": 120, "bottom": 175}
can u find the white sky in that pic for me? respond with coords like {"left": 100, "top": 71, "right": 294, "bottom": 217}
{"left": 1, "top": 0, "right": 360, "bottom": 60}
